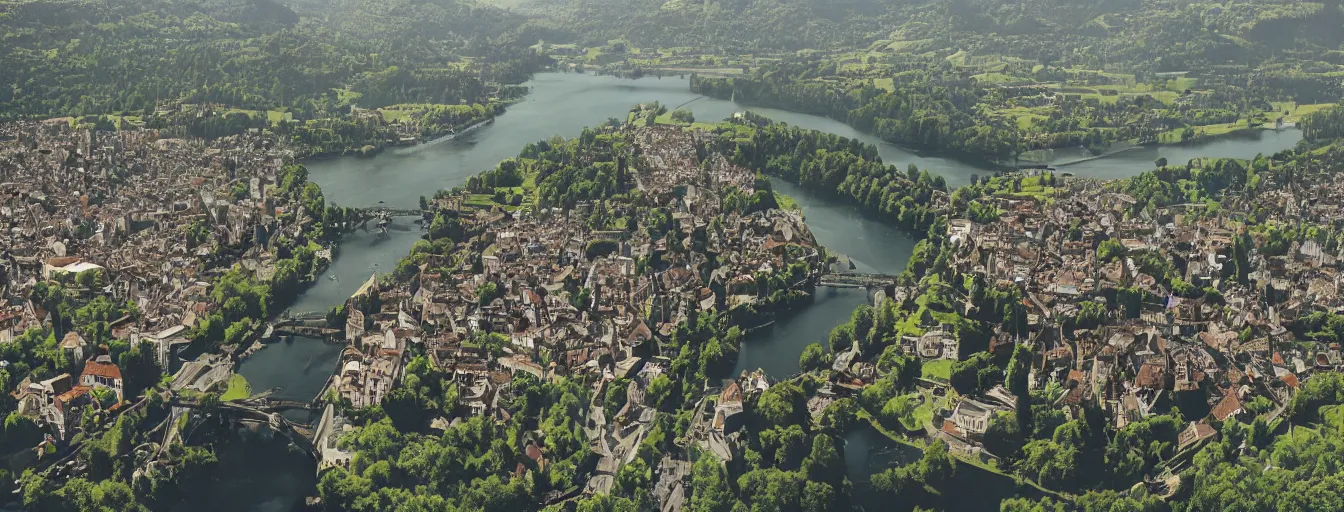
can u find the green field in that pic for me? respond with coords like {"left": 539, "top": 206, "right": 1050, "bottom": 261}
{"left": 922, "top": 359, "right": 954, "bottom": 381}
{"left": 1273, "top": 102, "right": 1336, "bottom": 123}
{"left": 221, "top": 374, "right": 252, "bottom": 401}
{"left": 1154, "top": 121, "right": 1255, "bottom": 144}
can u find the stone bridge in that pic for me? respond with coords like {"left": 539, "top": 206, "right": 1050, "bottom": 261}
{"left": 356, "top": 206, "right": 425, "bottom": 218}
{"left": 272, "top": 325, "right": 342, "bottom": 339}
{"left": 817, "top": 271, "right": 900, "bottom": 289}
{"left": 278, "top": 311, "right": 328, "bottom": 322}
{"left": 170, "top": 398, "right": 322, "bottom": 460}
{"left": 233, "top": 396, "right": 323, "bottom": 412}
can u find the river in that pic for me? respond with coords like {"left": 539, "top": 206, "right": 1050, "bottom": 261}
{"left": 223, "top": 72, "right": 1301, "bottom": 510}
{"left": 842, "top": 426, "right": 1050, "bottom": 510}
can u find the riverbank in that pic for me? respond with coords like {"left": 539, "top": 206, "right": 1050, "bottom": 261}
{"left": 294, "top": 110, "right": 506, "bottom": 160}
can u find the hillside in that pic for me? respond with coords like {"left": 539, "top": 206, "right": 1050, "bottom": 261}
{"left": 0, "top": 0, "right": 543, "bottom": 120}
{"left": 498, "top": 0, "right": 1344, "bottom": 73}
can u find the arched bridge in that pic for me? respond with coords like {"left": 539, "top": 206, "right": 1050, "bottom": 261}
{"left": 357, "top": 206, "right": 425, "bottom": 217}
{"left": 169, "top": 398, "right": 322, "bottom": 459}
{"left": 818, "top": 271, "right": 900, "bottom": 289}
{"left": 234, "top": 396, "right": 323, "bottom": 412}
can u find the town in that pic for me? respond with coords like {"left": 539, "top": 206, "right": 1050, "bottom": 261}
{"left": 809, "top": 151, "right": 1344, "bottom": 501}
{"left": 7, "top": 106, "right": 1344, "bottom": 512}
{"left": 0, "top": 118, "right": 347, "bottom": 461}
{"left": 324, "top": 123, "right": 828, "bottom": 504}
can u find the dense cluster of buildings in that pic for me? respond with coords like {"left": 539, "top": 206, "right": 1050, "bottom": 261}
{"left": 881, "top": 170, "right": 1344, "bottom": 464}
{"left": 331, "top": 126, "right": 821, "bottom": 509}
{"left": 0, "top": 120, "right": 318, "bottom": 440}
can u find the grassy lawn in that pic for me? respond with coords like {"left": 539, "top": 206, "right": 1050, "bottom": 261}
{"left": 994, "top": 106, "right": 1050, "bottom": 130}
{"left": 922, "top": 359, "right": 954, "bottom": 381}
{"left": 1166, "top": 76, "right": 1198, "bottom": 92}
{"left": 1195, "top": 122, "right": 1251, "bottom": 136}
{"left": 380, "top": 108, "right": 413, "bottom": 123}
{"left": 1272, "top": 102, "right": 1336, "bottom": 123}
{"left": 106, "top": 115, "right": 145, "bottom": 129}
{"left": 654, "top": 112, "right": 691, "bottom": 126}
{"left": 972, "top": 72, "right": 1017, "bottom": 85}
{"left": 221, "top": 374, "right": 252, "bottom": 401}
{"left": 1154, "top": 121, "right": 1255, "bottom": 143}
{"left": 855, "top": 409, "right": 929, "bottom": 451}
{"left": 945, "top": 50, "right": 968, "bottom": 66}
{"left": 890, "top": 392, "right": 932, "bottom": 432}
{"left": 885, "top": 39, "right": 932, "bottom": 53}
{"left": 892, "top": 308, "right": 927, "bottom": 337}
{"left": 774, "top": 191, "right": 800, "bottom": 211}
{"left": 912, "top": 395, "right": 935, "bottom": 430}
{"left": 464, "top": 194, "right": 496, "bottom": 209}
{"left": 688, "top": 121, "right": 722, "bottom": 132}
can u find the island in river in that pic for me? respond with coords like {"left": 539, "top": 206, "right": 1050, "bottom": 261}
{"left": 244, "top": 72, "right": 1303, "bottom": 408}
{"left": 312, "top": 117, "right": 846, "bottom": 509}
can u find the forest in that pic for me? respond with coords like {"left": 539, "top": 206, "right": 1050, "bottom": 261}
{"left": 502, "top": 0, "right": 1344, "bottom": 72}
{"left": 0, "top": 0, "right": 547, "bottom": 122}
{"left": 725, "top": 113, "right": 948, "bottom": 236}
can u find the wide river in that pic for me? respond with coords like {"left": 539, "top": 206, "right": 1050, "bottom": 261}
{"left": 223, "top": 72, "right": 1301, "bottom": 511}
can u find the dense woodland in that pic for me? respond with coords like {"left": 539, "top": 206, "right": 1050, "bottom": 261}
{"left": 0, "top": 0, "right": 546, "bottom": 121}
{"left": 724, "top": 113, "right": 948, "bottom": 235}
{"left": 504, "top": 0, "right": 1344, "bottom": 72}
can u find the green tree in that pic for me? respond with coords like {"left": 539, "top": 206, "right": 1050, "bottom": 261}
{"left": 1005, "top": 344, "right": 1032, "bottom": 397}
{"left": 688, "top": 457, "right": 736, "bottom": 512}
{"left": 801, "top": 435, "right": 842, "bottom": 484}
{"left": 1096, "top": 239, "right": 1126, "bottom": 263}
{"left": 798, "top": 343, "right": 831, "bottom": 372}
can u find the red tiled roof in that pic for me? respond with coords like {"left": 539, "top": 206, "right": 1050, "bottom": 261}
{"left": 1281, "top": 372, "right": 1300, "bottom": 389}
{"left": 1135, "top": 362, "right": 1167, "bottom": 390}
{"left": 81, "top": 360, "right": 123, "bottom": 381}
{"left": 44, "top": 256, "right": 81, "bottom": 268}
{"left": 1059, "top": 385, "right": 1085, "bottom": 406}
{"left": 941, "top": 420, "right": 965, "bottom": 439}
{"left": 1211, "top": 389, "right": 1243, "bottom": 421}
{"left": 56, "top": 385, "right": 91, "bottom": 406}
{"left": 627, "top": 321, "right": 653, "bottom": 342}
{"left": 1178, "top": 422, "right": 1217, "bottom": 449}
{"left": 721, "top": 381, "right": 743, "bottom": 403}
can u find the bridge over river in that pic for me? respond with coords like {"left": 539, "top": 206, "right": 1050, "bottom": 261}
{"left": 817, "top": 271, "right": 900, "bottom": 289}
{"left": 165, "top": 396, "right": 337, "bottom": 468}
{"left": 357, "top": 206, "right": 424, "bottom": 217}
